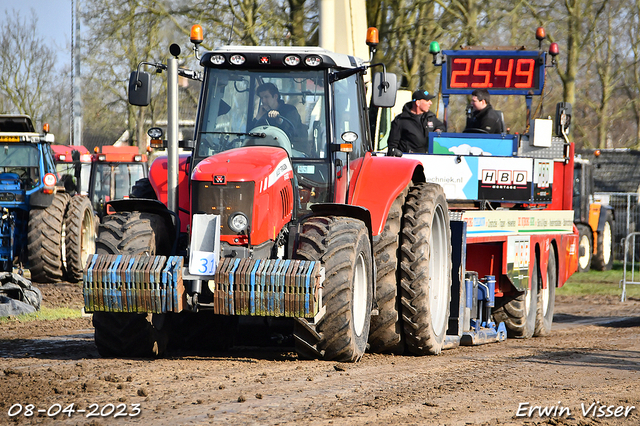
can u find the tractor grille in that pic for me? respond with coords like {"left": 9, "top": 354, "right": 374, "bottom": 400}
{"left": 280, "top": 186, "right": 292, "bottom": 220}
{"left": 191, "top": 180, "right": 254, "bottom": 235}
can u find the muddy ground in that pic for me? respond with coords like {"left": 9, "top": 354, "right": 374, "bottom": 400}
{"left": 1, "top": 282, "right": 640, "bottom": 426}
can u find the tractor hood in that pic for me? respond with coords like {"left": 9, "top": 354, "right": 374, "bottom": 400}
{"left": 192, "top": 146, "right": 293, "bottom": 185}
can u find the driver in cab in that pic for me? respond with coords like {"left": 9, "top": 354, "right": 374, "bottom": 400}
{"left": 463, "top": 89, "right": 503, "bottom": 133}
{"left": 253, "top": 83, "right": 305, "bottom": 139}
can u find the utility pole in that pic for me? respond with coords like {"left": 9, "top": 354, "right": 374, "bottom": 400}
{"left": 71, "top": 0, "right": 83, "bottom": 146}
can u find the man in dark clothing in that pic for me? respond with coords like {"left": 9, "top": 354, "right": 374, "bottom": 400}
{"left": 253, "top": 83, "right": 305, "bottom": 139}
{"left": 464, "top": 89, "right": 503, "bottom": 134}
{"left": 387, "top": 90, "right": 445, "bottom": 156}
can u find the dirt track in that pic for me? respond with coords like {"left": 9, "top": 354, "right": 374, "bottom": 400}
{"left": 1, "top": 283, "right": 640, "bottom": 425}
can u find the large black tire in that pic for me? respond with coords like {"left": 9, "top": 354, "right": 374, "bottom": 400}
{"left": 400, "top": 183, "right": 452, "bottom": 355}
{"left": 293, "top": 216, "right": 373, "bottom": 362}
{"left": 368, "top": 189, "right": 406, "bottom": 354}
{"left": 96, "top": 212, "right": 171, "bottom": 255}
{"left": 493, "top": 256, "right": 538, "bottom": 339}
{"left": 130, "top": 177, "right": 157, "bottom": 200}
{"left": 535, "top": 245, "right": 557, "bottom": 336}
{"left": 27, "top": 192, "right": 70, "bottom": 283}
{"left": 92, "top": 211, "right": 172, "bottom": 358}
{"left": 591, "top": 210, "right": 613, "bottom": 271}
{"left": 576, "top": 224, "right": 592, "bottom": 273}
{"left": 63, "top": 196, "right": 96, "bottom": 283}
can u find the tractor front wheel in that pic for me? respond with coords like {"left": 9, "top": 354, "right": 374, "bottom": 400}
{"left": 27, "top": 193, "right": 70, "bottom": 283}
{"left": 92, "top": 211, "right": 172, "bottom": 358}
{"left": 592, "top": 210, "right": 614, "bottom": 271}
{"left": 63, "top": 196, "right": 96, "bottom": 283}
{"left": 293, "top": 216, "right": 373, "bottom": 362}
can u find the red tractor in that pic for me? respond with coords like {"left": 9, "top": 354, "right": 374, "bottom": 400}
{"left": 83, "top": 25, "right": 578, "bottom": 361}
{"left": 52, "top": 145, "right": 148, "bottom": 219}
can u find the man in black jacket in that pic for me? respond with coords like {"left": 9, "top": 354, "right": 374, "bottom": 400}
{"left": 464, "top": 89, "right": 503, "bottom": 133}
{"left": 253, "top": 83, "right": 305, "bottom": 138}
{"left": 387, "top": 90, "right": 445, "bottom": 156}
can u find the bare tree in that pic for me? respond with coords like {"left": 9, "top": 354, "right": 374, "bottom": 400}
{"left": 0, "top": 9, "right": 65, "bottom": 130}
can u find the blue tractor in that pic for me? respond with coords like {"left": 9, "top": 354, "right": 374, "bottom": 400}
{"left": 0, "top": 115, "right": 95, "bottom": 283}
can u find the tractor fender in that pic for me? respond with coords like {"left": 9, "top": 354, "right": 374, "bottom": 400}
{"left": 29, "top": 189, "right": 54, "bottom": 208}
{"left": 596, "top": 204, "right": 614, "bottom": 233}
{"left": 349, "top": 154, "right": 425, "bottom": 236}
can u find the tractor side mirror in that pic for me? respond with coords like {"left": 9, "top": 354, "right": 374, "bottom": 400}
{"left": 128, "top": 71, "right": 152, "bottom": 106}
{"left": 371, "top": 72, "right": 397, "bottom": 108}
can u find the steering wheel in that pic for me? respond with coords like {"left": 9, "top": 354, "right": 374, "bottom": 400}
{"left": 258, "top": 114, "right": 296, "bottom": 136}
{"left": 463, "top": 128, "right": 489, "bottom": 134}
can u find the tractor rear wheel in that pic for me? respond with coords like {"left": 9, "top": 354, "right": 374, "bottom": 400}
{"left": 92, "top": 211, "right": 172, "bottom": 358}
{"left": 400, "top": 183, "right": 452, "bottom": 355}
{"left": 535, "top": 245, "right": 557, "bottom": 336}
{"left": 576, "top": 224, "right": 592, "bottom": 272}
{"left": 63, "top": 196, "right": 96, "bottom": 283}
{"left": 27, "top": 192, "right": 70, "bottom": 283}
{"left": 368, "top": 189, "right": 406, "bottom": 354}
{"left": 591, "top": 210, "right": 614, "bottom": 271}
{"left": 493, "top": 256, "right": 538, "bottom": 339}
{"left": 293, "top": 216, "right": 373, "bottom": 362}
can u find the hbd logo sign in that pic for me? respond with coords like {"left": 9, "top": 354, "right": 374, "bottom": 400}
{"left": 213, "top": 175, "right": 226, "bottom": 184}
{"left": 482, "top": 169, "right": 527, "bottom": 186}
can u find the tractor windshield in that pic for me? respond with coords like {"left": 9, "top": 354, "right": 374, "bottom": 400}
{"left": 196, "top": 69, "right": 327, "bottom": 160}
{"left": 0, "top": 143, "right": 40, "bottom": 189}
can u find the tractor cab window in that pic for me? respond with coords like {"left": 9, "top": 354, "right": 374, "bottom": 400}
{"left": 332, "top": 74, "right": 367, "bottom": 160}
{"left": 196, "top": 69, "right": 327, "bottom": 160}
{"left": 92, "top": 163, "right": 146, "bottom": 209}
{"left": 0, "top": 143, "right": 40, "bottom": 189}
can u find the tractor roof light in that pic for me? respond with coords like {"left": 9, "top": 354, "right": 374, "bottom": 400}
{"left": 549, "top": 42, "right": 559, "bottom": 57}
{"left": 210, "top": 54, "right": 226, "bottom": 65}
{"left": 43, "top": 123, "right": 50, "bottom": 133}
{"left": 536, "top": 27, "right": 546, "bottom": 41}
{"left": 190, "top": 25, "right": 203, "bottom": 45}
{"left": 284, "top": 55, "right": 301, "bottom": 66}
{"left": 230, "top": 54, "right": 246, "bottom": 65}
{"left": 98, "top": 154, "right": 106, "bottom": 161}
{"left": 304, "top": 55, "right": 322, "bottom": 67}
{"left": 366, "top": 27, "right": 379, "bottom": 48}
{"left": 134, "top": 155, "right": 142, "bottom": 162}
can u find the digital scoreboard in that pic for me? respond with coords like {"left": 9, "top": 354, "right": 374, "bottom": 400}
{"left": 441, "top": 50, "right": 546, "bottom": 96}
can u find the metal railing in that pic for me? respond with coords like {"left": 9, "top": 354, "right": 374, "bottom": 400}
{"left": 594, "top": 192, "right": 639, "bottom": 261}
{"left": 621, "top": 232, "right": 640, "bottom": 302}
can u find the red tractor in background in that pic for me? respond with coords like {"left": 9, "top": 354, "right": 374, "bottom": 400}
{"left": 52, "top": 145, "right": 148, "bottom": 219}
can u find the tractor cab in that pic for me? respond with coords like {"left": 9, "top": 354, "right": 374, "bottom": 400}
{"left": 191, "top": 46, "right": 392, "bottom": 216}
